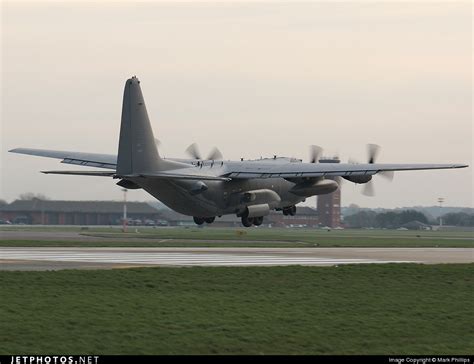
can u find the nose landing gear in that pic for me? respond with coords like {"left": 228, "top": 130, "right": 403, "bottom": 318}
{"left": 193, "top": 216, "right": 216, "bottom": 225}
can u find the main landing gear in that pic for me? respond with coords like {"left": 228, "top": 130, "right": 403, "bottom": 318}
{"left": 241, "top": 214, "right": 264, "bottom": 227}
{"left": 193, "top": 214, "right": 264, "bottom": 227}
{"left": 253, "top": 216, "right": 264, "bottom": 226}
{"left": 282, "top": 205, "right": 296, "bottom": 216}
{"left": 193, "top": 216, "right": 215, "bottom": 225}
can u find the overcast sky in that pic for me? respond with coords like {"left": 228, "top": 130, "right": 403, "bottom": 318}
{"left": 1, "top": 1, "right": 472, "bottom": 208}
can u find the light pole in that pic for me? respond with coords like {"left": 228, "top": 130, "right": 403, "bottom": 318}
{"left": 437, "top": 197, "right": 444, "bottom": 228}
{"left": 122, "top": 188, "right": 128, "bottom": 233}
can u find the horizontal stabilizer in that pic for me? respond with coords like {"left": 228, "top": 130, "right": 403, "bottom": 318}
{"left": 10, "top": 148, "right": 117, "bottom": 169}
{"left": 41, "top": 170, "right": 115, "bottom": 177}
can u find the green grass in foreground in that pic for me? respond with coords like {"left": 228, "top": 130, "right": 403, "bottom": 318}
{"left": 2, "top": 226, "right": 472, "bottom": 239}
{"left": 0, "top": 236, "right": 472, "bottom": 248}
{"left": 1, "top": 227, "right": 473, "bottom": 247}
{"left": 0, "top": 264, "right": 472, "bottom": 354}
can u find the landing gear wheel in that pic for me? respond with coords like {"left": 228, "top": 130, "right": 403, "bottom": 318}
{"left": 289, "top": 205, "right": 296, "bottom": 216}
{"left": 241, "top": 216, "right": 254, "bottom": 227}
{"left": 204, "top": 217, "right": 215, "bottom": 224}
{"left": 283, "top": 209, "right": 289, "bottom": 216}
{"left": 253, "top": 216, "right": 264, "bottom": 226}
{"left": 193, "top": 216, "right": 205, "bottom": 225}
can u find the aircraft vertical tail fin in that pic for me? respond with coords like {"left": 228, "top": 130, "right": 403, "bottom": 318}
{"left": 117, "top": 76, "right": 179, "bottom": 175}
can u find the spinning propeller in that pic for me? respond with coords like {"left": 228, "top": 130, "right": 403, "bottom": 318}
{"left": 309, "top": 145, "right": 323, "bottom": 163}
{"left": 361, "top": 144, "right": 394, "bottom": 196}
{"left": 308, "top": 145, "right": 344, "bottom": 185}
{"left": 185, "top": 143, "right": 223, "bottom": 161}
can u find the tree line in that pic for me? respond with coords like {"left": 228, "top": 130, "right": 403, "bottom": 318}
{"left": 343, "top": 210, "right": 474, "bottom": 228}
{"left": 441, "top": 212, "right": 474, "bottom": 227}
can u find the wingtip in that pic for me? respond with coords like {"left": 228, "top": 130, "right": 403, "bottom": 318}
{"left": 8, "top": 148, "right": 29, "bottom": 153}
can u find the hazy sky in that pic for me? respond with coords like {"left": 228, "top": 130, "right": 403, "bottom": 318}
{"left": 1, "top": 1, "right": 472, "bottom": 208}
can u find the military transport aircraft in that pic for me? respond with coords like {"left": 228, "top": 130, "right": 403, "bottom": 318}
{"left": 9, "top": 76, "right": 468, "bottom": 227}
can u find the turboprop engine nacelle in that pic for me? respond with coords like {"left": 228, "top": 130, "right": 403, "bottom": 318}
{"left": 235, "top": 189, "right": 281, "bottom": 217}
{"left": 343, "top": 175, "right": 373, "bottom": 184}
{"left": 241, "top": 189, "right": 281, "bottom": 208}
{"left": 246, "top": 204, "right": 270, "bottom": 217}
{"left": 290, "top": 179, "right": 339, "bottom": 197}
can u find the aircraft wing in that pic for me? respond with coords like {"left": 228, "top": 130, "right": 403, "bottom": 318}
{"left": 39, "top": 170, "right": 230, "bottom": 181}
{"left": 9, "top": 148, "right": 227, "bottom": 181}
{"left": 220, "top": 162, "right": 468, "bottom": 179}
{"left": 9, "top": 148, "right": 468, "bottom": 180}
{"left": 9, "top": 148, "right": 117, "bottom": 169}
{"left": 41, "top": 170, "right": 116, "bottom": 176}
{"left": 121, "top": 171, "right": 231, "bottom": 181}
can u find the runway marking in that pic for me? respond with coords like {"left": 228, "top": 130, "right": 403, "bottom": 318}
{"left": 0, "top": 249, "right": 418, "bottom": 267}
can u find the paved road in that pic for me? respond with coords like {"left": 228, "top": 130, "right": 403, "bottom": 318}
{"left": 0, "top": 247, "right": 472, "bottom": 271}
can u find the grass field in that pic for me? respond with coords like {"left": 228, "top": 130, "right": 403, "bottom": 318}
{"left": 1, "top": 264, "right": 472, "bottom": 354}
{"left": 0, "top": 226, "right": 473, "bottom": 248}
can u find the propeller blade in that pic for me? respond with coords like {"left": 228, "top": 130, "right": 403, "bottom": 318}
{"left": 309, "top": 145, "right": 323, "bottom": 163}
{"left": 334, "top": 176, "right": 344, "bottom": 186}
{"left": 379, "top": 170, "right": 394, "bottom": 181}
{"left": 367, "top": 143, "right": 380, "bottom": 164}
{"left": 362, "top": 180, "right": 375, "bottom": 196}
{"left": 185, "top": 143, "right": 202, "bottom": 160}
{"left": 206, "top": 147, "right": 223, "bottom": 161}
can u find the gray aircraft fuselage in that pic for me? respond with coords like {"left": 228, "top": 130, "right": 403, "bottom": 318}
{"left": 137, "top": 175, "right": 304, "bottom": 217}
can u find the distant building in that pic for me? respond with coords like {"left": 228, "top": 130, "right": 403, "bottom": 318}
{"left": 0, "top": 198, "right": 323, "bottom": 228}
{"left": 316, "top": 157, "right": 342, "bottom": 228}
{"left": 0, "top": 199, "right": 160, "bottom": 225}
{"left": 268, "top": 206, "right": 319, "bottom": 227}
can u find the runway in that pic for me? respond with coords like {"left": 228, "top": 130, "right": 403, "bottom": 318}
{"left": 1, "top": 247, "right": 472, "bottom": 270}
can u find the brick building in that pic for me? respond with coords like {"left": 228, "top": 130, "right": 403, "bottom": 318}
{"left": 316, "top": 157, "right": 342, "bottom": 228}
{"left": 267, "top": 206, "right": 319, "bottom": 227}
{"left": 0, "top": 199, "right": 160, "bottom": 225}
